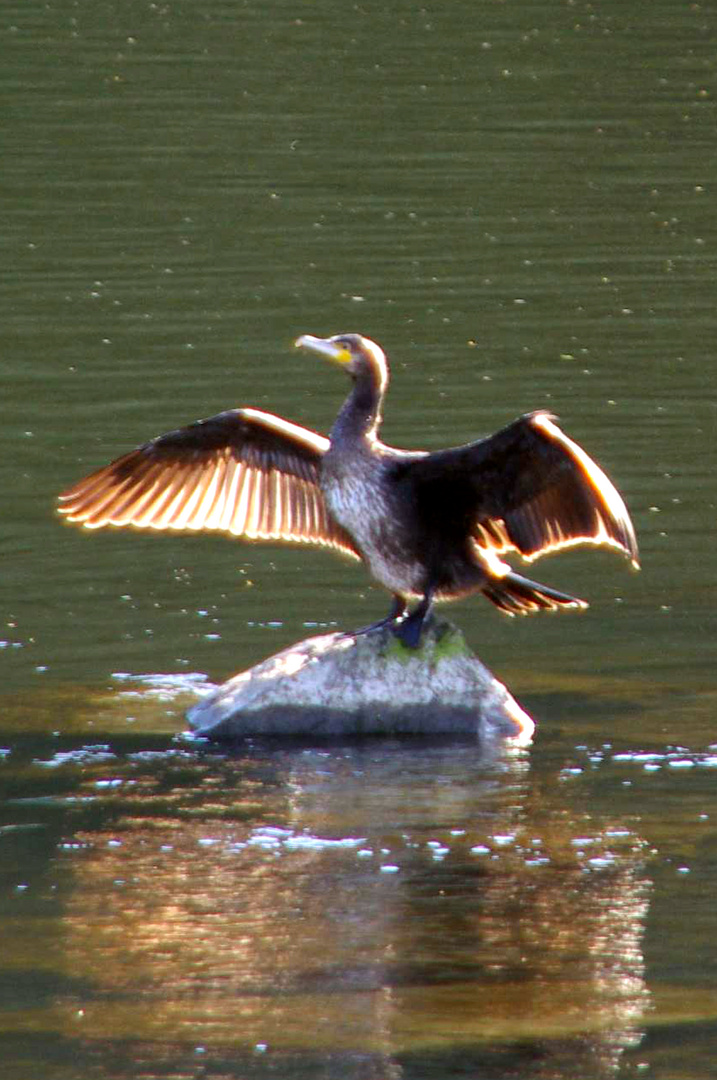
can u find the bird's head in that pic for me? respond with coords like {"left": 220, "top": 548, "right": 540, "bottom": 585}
{"left": 295, "top": 333, "right": 388, "bottom": 393}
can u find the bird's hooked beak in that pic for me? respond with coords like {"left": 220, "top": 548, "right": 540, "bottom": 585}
{"left": 294, "top": 334, "right": 352, "bottom": 367}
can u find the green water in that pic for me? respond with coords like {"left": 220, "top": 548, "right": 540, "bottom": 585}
{"left": 3, "top": 1, "right": 717, "bottom": 1076}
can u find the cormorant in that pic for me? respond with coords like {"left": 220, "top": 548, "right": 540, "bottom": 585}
{"left": 58, "top": 333, "right": 639, "bottom": 648}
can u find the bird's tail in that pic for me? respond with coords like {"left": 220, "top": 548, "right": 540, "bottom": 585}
{"left": 482, "top": 570, "right": 587, "bottom": 616}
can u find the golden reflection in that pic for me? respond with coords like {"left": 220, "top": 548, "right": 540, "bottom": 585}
{"left": 57, "top": 744, "right": 650, "bottom": 1076}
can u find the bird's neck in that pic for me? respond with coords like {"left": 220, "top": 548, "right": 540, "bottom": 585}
{"left": 330, "top": 379, "right": 383, "bottom": 447}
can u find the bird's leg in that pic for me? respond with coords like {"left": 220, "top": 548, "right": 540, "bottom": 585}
{"left": 392, "top": 589, "right": 435, "bottom": 649}
{"left": 350, "top": 595, "right": 408, "bottom": 637}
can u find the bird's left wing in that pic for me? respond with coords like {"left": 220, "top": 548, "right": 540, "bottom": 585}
{"left": 58, "top": 407, "right": 360, "bottom": 558}
{"left": 407, "top": 411, "right": 639, "bottom": 566}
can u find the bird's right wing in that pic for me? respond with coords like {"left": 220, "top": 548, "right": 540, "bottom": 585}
{"left": 403, "top": 411, "right": 639, "bottom": 568}
{"left": 58, "top": 408, "right": 360, "bottom": 558}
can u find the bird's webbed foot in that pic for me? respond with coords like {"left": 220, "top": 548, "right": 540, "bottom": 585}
{"left": 350, "top": 595, "right": 408, "bottom": 637}
{"left": 391, "top": 592, "right": 434, "bottom": 650}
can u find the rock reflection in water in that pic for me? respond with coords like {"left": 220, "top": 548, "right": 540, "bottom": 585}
{"left": 58, "top": 742, "right": 650, "bottom": 1077}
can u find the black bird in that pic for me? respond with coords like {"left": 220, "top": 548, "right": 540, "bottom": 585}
{"left": 58, "top": 333, "right": 639, "bottom": 648}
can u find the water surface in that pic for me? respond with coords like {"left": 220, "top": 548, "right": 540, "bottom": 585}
{"left": 3, "top": 1, "right": 717, "bottom": 1076}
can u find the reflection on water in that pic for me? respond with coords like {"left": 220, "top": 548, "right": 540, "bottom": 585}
{"left": 25, "top": 740, "right": 650, "bottom": 1078}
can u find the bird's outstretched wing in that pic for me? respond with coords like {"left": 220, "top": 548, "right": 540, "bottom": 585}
{"left": 58, "top": 408, "right": 360, "bottom": 558}
{"left": 407, "top": 411, "right": 639, "bottom": 567}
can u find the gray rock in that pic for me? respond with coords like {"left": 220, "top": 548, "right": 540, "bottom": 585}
{"left": 187, "top": 618, "right": 534, "bottom": 743}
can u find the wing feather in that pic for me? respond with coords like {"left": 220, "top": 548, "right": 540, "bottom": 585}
{"left": 404, "top": 411, "right": 639, "bottom": 567}
{"left": 498, "top": 414, "right": 639, "bottom": 565}
{"left": 58, "top": 408, "right": 360, "bottom": 559}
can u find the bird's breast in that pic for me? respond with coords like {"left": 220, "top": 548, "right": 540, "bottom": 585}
{"left": 321, "top": 455, "right": 387, "bottom": 546}
{"left": 320, "top": 452, "right": 424, "bottom": 597}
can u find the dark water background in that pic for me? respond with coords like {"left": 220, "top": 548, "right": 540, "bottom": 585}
{"left": 3, "top": 1, "right": 717, "bottom": 1077}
